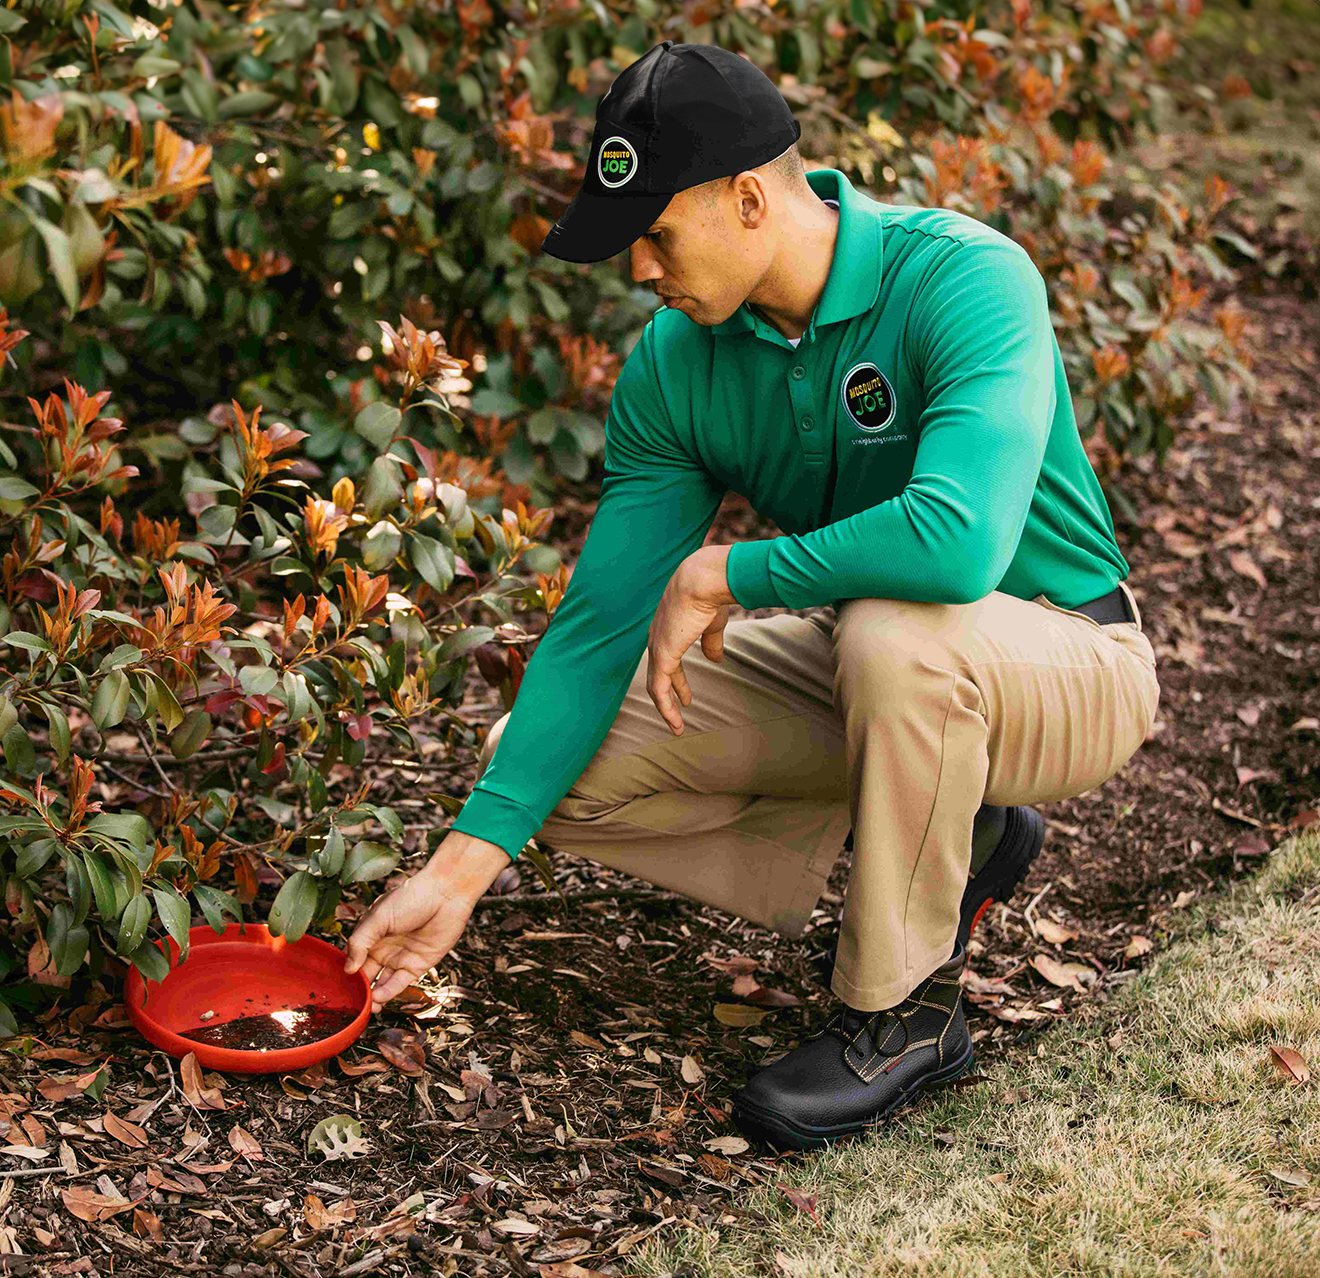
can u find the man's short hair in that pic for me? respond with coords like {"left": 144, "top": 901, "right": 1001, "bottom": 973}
{"left": 689, "top": 141, "right": 811, "bottom": 205}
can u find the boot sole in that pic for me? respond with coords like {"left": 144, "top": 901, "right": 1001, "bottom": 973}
{"left": 957, "top": 804, "right": 1045, "bottom": 949}
{"left": 730, "top": 1039, "right": 975, "bottom": 1153}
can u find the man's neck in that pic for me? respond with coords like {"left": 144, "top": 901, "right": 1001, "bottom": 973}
{"left": 744, "top": 192, "right": 840, "bottom": 342}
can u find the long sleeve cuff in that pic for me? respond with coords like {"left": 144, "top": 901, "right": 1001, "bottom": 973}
{"left": 448, "top": 786, "right": 538, "bottom": 862}
{"left": 726, "top": 538, "right": 782, "bottom": 611}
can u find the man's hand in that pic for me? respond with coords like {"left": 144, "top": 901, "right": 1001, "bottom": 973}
{"left": 343, "top": 832, "right": 509, "bottom": 1012}
{"left": 648, "top": 543, "right": 736, "bottom": 736}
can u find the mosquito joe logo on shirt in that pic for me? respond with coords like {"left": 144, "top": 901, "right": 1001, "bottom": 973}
{"left": 597, "top": 136, "right": 638, "bottom": 188}
{"left": 841, "top": 362, "right": 897, "bottom": 433}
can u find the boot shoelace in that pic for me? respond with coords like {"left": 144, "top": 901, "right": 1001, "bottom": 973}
{"left": 816, "top": 1003, "right": 912, "bottom": 1060}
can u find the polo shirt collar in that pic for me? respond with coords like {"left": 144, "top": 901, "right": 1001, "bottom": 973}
{"left": 710, "top": 167, "right": 884, "bottom": 342}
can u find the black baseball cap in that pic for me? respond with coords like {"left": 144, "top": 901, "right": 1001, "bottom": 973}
{"left": 540, "top": 41, "right": 803, "bottom": 264}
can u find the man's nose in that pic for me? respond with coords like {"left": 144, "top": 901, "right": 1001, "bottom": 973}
{"left": 629, "top": 240, "right": 662, "bottom": 283}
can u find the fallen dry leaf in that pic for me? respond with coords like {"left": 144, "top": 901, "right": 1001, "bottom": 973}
{"left": 132, "top": 1207, "right": 165, "bottom": 1241}
{"left": 702, "top": 953, "right": 759, "bottom": 976}
{"left": 679, "top": 1055, "right": 704, "bottom": 1085}
{"left": 777, "top": 1183, "right": 821, "bottom": 1226}
{"left": 1035, "top": 919, "right": 1077, "bottom": 945}
{"left": 1235, "top": 704, "right": 1262, "bottom": 727}
{"left": 61, "top": 1186, "right": 142, "bottom": 1222}
{"left": 376, "top": 1027, "right": 426, "bottom": 1075}
{"left": 180, "top": 1053, "right": 227, "bottom": 1110}
{"left": 745, "top": 986, "right": 800, "bottom": 1009}
{"left": 731, "top": 973, "right": 759, "bottom": 998}
{"left": 537, "top": 1262, "right": 613, "bottom": 1278}
{"left": 1289, "top": 717, "right": 1319, "bottom": 733}
{"left": 714, "top": 1002, "right": 770, "bottom": 1028}
{"left": 1228, "top": 551, "right": 1267, "bottom": 589}
{"left": 1236, "top": 766, "right": 1277, "bottom": 787}
{"left": 1124, "top": 936, "right": 1155, "bottom": 960}
{"left": 1172, "top": 890, "right": 1197, "bottom": 909}
{"left": 103, "top": 1111, "right": 148, "bottom": 1149}
{"left": 569, "top": 1030, "right": 608, "bottom": 1052}
{"left": 703, "top": 1135, "right": 749, "bottom": 1156}
{"left": 228, "top": 1125, "right": 263, "bottom": 1161}
{"left": 1266, "top": 1168, "right": 1312, "bottom": 1188}
{"left": 1029, "top": 954, "right": 1096, "bottom": 993}
{"left": 1269, "top": 1045, "right": 1311, "bottom": 1085}
{"left": 303, "top": 1193, "right": 356, "bottom": 1229}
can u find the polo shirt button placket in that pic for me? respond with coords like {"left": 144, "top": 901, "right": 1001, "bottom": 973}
{"left": 791, "top": 365, "right": 806, "bottom": 380}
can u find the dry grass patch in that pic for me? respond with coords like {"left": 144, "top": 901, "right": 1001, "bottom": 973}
{"left": 636, "top": 827, "right": 1320, "bottom": 1277}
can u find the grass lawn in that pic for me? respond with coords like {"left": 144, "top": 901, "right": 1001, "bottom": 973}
{"left": 634, "top": 826, "right": 1320, "bottom": 1276}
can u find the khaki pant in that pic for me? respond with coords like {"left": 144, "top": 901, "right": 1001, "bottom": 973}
{"left": 474, "top": 580, "right": 1159, "bottom": 1012}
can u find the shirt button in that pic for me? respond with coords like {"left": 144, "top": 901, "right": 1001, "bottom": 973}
{"left": 791, "top": 366, "right": 806, "bottom": 380}
{"left": 802, "top": 416, "right": 815, "bottom": 431}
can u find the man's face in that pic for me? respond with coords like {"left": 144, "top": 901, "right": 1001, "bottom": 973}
{"left": 626, "top": 180, "right": 766, "bottom": 326}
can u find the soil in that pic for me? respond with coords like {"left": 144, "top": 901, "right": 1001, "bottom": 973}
{"left": 178, "top": 1007, "right": 360, "bottom": 1053}
{"left": 4, "top": 291, "right": 1317, "bottom": 1276}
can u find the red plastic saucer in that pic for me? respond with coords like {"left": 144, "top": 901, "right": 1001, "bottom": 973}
{"left": 124, "top": 922, "right": 370, "bottom": 1075}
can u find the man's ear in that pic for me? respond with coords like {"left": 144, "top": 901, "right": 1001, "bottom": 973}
{"left": 733, "top": 171, "right": 770, "bottom": 230}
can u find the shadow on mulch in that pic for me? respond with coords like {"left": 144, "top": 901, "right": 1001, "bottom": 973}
{"left": 3, "top": 289, "right": 1317, "bottom": 1278}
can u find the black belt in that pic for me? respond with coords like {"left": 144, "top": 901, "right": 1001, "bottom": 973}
{"left": 1067, "top": 584, "right": 1135, "bottom": 626}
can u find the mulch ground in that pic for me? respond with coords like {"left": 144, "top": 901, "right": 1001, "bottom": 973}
{"left": 2, "top": 283, "right": 1317, "bottom": 1278}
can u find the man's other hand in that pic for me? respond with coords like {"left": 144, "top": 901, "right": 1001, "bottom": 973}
{"left": 343, "top": 832, "right": 510, "bottom": 1012}
{"left": 648, "top": 543, "right": 736, "bottom": 735}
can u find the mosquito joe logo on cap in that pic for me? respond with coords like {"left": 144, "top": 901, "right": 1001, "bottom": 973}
{"left": 597, "top": 136, "right": 638, "bottom": 188}
{"left": 841, "top": 362, "right": 897, "bottom": 433}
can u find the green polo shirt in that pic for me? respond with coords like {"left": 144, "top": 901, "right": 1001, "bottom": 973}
{"left": 451, "top": 167, "right": 1130, "bottom": 862}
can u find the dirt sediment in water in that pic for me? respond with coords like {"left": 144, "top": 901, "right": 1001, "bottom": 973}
{"left": 178, "top": 1004, "right": 358, "bottom": 1051}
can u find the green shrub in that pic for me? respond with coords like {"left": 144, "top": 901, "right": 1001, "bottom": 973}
{"left": 0, "top": 310, "right": 566, "bottom": 1033}
{"left": 2, "top": 0, "right": 1252, "bottom": 502}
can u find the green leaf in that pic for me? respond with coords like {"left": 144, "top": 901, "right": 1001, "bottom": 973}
{"left": 435, "top": 626, "right": 495, "bottom": 662}
{"left": 340, "top": 840, "right": 398, "bottom": 884}
{"left": 148, "top": 675, "right": 184, "bottom": 733}
{"left": 16, "top": 837, "right": 58, "bottom": 878}
{"left": 42, "top": 703, "right": 70, "bottom": 764}
{"left": 91, "top": 669, "right": 130, "bottom": 730}
{"left": 152, "top": 886, "right": 192, "bottom": 961}
{"left": 354, "top": 402, "right": 401, "bottom": 450}
{"left": 239, "top": 663, "right": 278, "bottom": 696}
{"left": 32, "top": 218, "right": 80, "bottom": 311}
{"left": 362, "top": 454, "right": 403, "bottom": 519}
{"left": 216, "top": 91, "right": 281, "bottom": 119}
{"left": 84, "top": 852, "right": 119, "bottom": 922}
{"left": 170, "top": 709, "right": 211, "bottom": 760}
{"left": 47, "top": 904, "right": 89, "bottom": 977}
{"left": 1, "top": 723, "right": 35, "bottom": 777}
{"left": 132, "top": 55, "right": 182, "bottom": 77}
{"left": 67, "top": 854, "right": 93, "bottom": 927}
{"left": 115, "top": 893, "right": 151, "bottom": 956}
{"left": 317, "top": 825, "right": 346, "bottom": 876}
{"left": 85, "top": 812, "right": 150, "bottom": 860}
{"left": 0, "top": 478, "right": 39, "bottom": 501}
{"left": 268, "top": 870, "right": 318, "bottom": 943}
{"left": 0, "top": 9, "right": 27, "bottom": 33}
{"left": 128, "top": 940, "right": 170, "bottom": 986}
{"left": 193, "top": 884, "right": 242, "bottom": 935}
{"left": 362, "top": 520, "right": 403, "bottom": 570}
{"left": 409, "top": 533, "right": 455, "bottom": 594}
{"left": 99, "top": 643, "right": 142, "bottom": 670}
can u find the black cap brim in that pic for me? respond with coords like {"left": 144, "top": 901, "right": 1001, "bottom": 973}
{"left": 540, "top": 185, "right": 674, "bottom": 264}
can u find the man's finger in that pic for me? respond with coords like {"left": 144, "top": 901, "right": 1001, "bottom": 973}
{"left": 343, "top": 914, "right": 382, "bottom": 972}
{"left": 371, "top": 965, "right": 416, "bottom": 1009}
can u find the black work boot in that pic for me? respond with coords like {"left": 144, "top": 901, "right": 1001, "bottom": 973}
{"left": 818, "top": 805, "right": 1044, "bottom": 985}
{"left": 732, "top": 945, "right": 973, "bottom": 1152}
